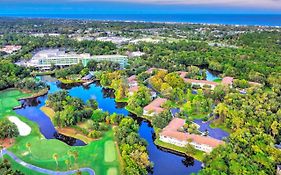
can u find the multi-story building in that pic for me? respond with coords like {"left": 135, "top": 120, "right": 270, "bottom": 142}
{"left": 159, "top": 118, "right": 224, "bottom": 153}
{"left": 24, "top": 49, "right": 128, "bottom": 70}
{"left": 143, "top": 97, "right": 167, "bottom": 116}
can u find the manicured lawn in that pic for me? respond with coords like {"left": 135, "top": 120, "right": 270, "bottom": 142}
{"left": 213, "top": 78, "right": 222, "bottom": 83}
{"left": 104, "top": 140, "right": 117, "bottom": 163}
{"left": 0, "top": 89, "right": 30, "bottom": 117}
{"left": 9, "top": 129, "right": 120, "bottom": 175}
{"left": 0, "top": 89, "right": 121, "bottom": 175}
{"left": 154, "top": 139, "right": 205, "bottom": 161}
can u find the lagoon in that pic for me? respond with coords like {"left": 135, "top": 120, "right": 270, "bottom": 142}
{"left": 16, "top": 76, "right": 202, "bottom": 175}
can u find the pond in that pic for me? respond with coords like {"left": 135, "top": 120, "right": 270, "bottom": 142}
{"left": 206, "top": 70, "right": 220, "bottom": 81}
{"left": 16, "top": 76, "right": 202, "bottom": 175}
{"left": 193, "top": 119, "right": 229, "bottom": 140}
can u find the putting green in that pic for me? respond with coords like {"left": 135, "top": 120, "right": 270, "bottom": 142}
{"left": 107, "top": 167, "right": 118, "bottom": 175}
{"left": 0, "top": 89, "right": 121, "bottom": 175}
{"left": 104, "top": 140, "right": 117, "bottom": 162}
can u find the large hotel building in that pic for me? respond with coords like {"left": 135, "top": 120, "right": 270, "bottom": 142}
{"left": 23, "top": 49, "right": 128, "bottom": 70}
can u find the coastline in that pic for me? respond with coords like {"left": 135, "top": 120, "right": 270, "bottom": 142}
{"left": 0, "top": 15, "right": 281, "bottom": 27}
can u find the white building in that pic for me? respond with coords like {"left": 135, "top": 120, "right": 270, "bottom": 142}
{"left": 159, "top": 118, "right": 224, "bottom": 153}
{"left": 143, "top": 97, "right": 167, "bottom": 117}
{"left": 22, "top": 49, "right": 128, "bottom": 70}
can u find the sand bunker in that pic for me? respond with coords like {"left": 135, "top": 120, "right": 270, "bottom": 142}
{"left": 8, "top": 116, "right": 31, "bottom": 136}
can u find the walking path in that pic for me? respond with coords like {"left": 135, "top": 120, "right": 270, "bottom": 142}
{"left": 0, "top": 149, "right": 95, "bottom": 175}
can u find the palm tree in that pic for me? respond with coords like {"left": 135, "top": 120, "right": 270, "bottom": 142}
{"left": 26, "top": 142, "right": 31, "bottom": 154}
{"left": 53, "top": 153, "right": 59, "bottom": 168}
{"left": 72, "top": 151, "right": 79, "bottom": 163}
{"left": 68, "top": 150, "right": 79, "bottom": 168}
{"left": 65, "top": 159, "right": 70, "bottom": 170}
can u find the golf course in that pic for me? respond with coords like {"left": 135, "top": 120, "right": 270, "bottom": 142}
{"left": 0, "top": 89, "right": 30, "bottom": 117}
{"left": 0, "top": 89, "right": 121, "bottom": 175}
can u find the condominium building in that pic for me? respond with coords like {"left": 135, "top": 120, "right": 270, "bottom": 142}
{"left": 143, "top": 97, "right": 167, "bottom": 116}
{"left": 159, "top": 118, "right": 224, "bottom": 153}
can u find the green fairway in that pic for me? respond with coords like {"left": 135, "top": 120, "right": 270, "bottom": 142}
{"left": 9, "top": 129, "right": 120, "bottom": 175}
{"left": 0, "top": 89, "right": 30, "bottom": 117}
{"left": 104, "top": 140, "right": 117, "bottom": 163}
{"left": 0, "top": 89, "right": 121, "bottom": 175}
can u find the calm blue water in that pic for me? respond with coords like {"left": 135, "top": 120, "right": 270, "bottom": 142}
{"left": 15, "top": 76, "right": 202, "bottom": 175}
{"left": 1, "top": 14, "right": 281, "bottom": 26}
{"left": 193, "top": 119, "right": 229, "bottom": 140}
{"left": 206, "top": 70, "right": 219, "bottom": 81}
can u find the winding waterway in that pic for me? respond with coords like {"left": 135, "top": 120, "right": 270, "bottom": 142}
{"left": 16, "top": 76, "right": 203, "bottom": 175}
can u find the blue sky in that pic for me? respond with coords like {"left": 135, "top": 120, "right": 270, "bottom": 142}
{"left": 0, "top": 0, "right": 280, "bottom": 15}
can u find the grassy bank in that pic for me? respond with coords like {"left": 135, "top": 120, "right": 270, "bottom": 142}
{"left": 0, "top": 89, "right": 120, "bottom": 175}
{"left": 58, "top": 78, "right": 84, "bottom": 84}
{"left": 40, "top": 106, "right": 96, "bottom": 144}
{"left": 40, "top": 106, "right": 55, "bottom": 122}
{"left": 154, "top": 139, "right": 205, "bottom": 161}
{"left": 0, "top": 89, "right": 31, "bottom": 117}
{"left": 20, "top": 88, "right": 49, "bottom": 100}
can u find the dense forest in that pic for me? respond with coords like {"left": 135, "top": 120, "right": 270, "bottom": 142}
{"left": 200, "top": 87, "right": 281, "bottom": 174}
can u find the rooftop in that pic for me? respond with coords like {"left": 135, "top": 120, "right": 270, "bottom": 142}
{"left": 178, "top": 71, "right": 218, "bottom": 86}
{"left": 160, "top": 118, "right": 224, "bottom": 148}
{"left": 146, "top": 68, "right": 168, "bottom": 74}
{"left": 143, "top": 97, "right": 167, "bottom": 113}
{"left": 128, "top": 75, "right": 137, "bottom": 83}
{"left": 222, "top": 77, "right": 234, "bottom": 85}
{"left": 128, "top": 86, "right": 139, "bottom": 93}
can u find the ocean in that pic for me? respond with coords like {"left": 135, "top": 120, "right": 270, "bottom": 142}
{"left": 1, "top": 14, "right": 281, "bottom": 27}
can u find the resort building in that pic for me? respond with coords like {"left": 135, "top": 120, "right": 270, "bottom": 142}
{"left": 159, "top": 118, "right": 224, "bottom": 153}
{"left": 221, "top": 77, "right": 234, "bottom": 86}
{"left": 143, "top": 97, "right": 167, "bottom": 116}
{"left": 221, "top": 76, "right": 262, "bottom": 87}
{"left": 126, "top": 51, "right": 145, "bottom": 58}
{"left": 178, "top": 71, "right": 218, "bottom": 89}
{"left": 146, "top": 68, "right": 168, "bottom": 74}
{"left": 128, "top": 75, "right": 138, "bottom": 87}
{"left": 96, "top": 37, "right": 131, "bottom": 45}
{"left": 128, "top": 86, "right": 139, "bottom": 96}
{"left": 0, "top": 45, "right": 21, "bottom": 54}
{"left": 185, "top": 79, "right": 218, "bottom": 90}
{"left": 22, "top": 49, "right": 128, "bottom": 70}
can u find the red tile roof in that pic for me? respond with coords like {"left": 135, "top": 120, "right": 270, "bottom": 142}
{"left": 222, "top": 77, "right": 234, "bottom": 85}
{"left": 128, "top": 75, "right": 137, "bottom": 83}
{"left": 160, "top": 118, "right": 224, "bottom": 148}
{"left": 177, "top": 71, "right": 218, "bottom": 86}
{"left": 143, "top": 97, "right": 167, "bottom": 113}
{"left": 249, "top": 81, "right": 262, "bottom": 86}
{"left": 128, "top": 86, "right": 139, "bottom": 93}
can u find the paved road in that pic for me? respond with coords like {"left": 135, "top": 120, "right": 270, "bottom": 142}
{"left": 0, "top": 149, "right": 95, "bottom": 175}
